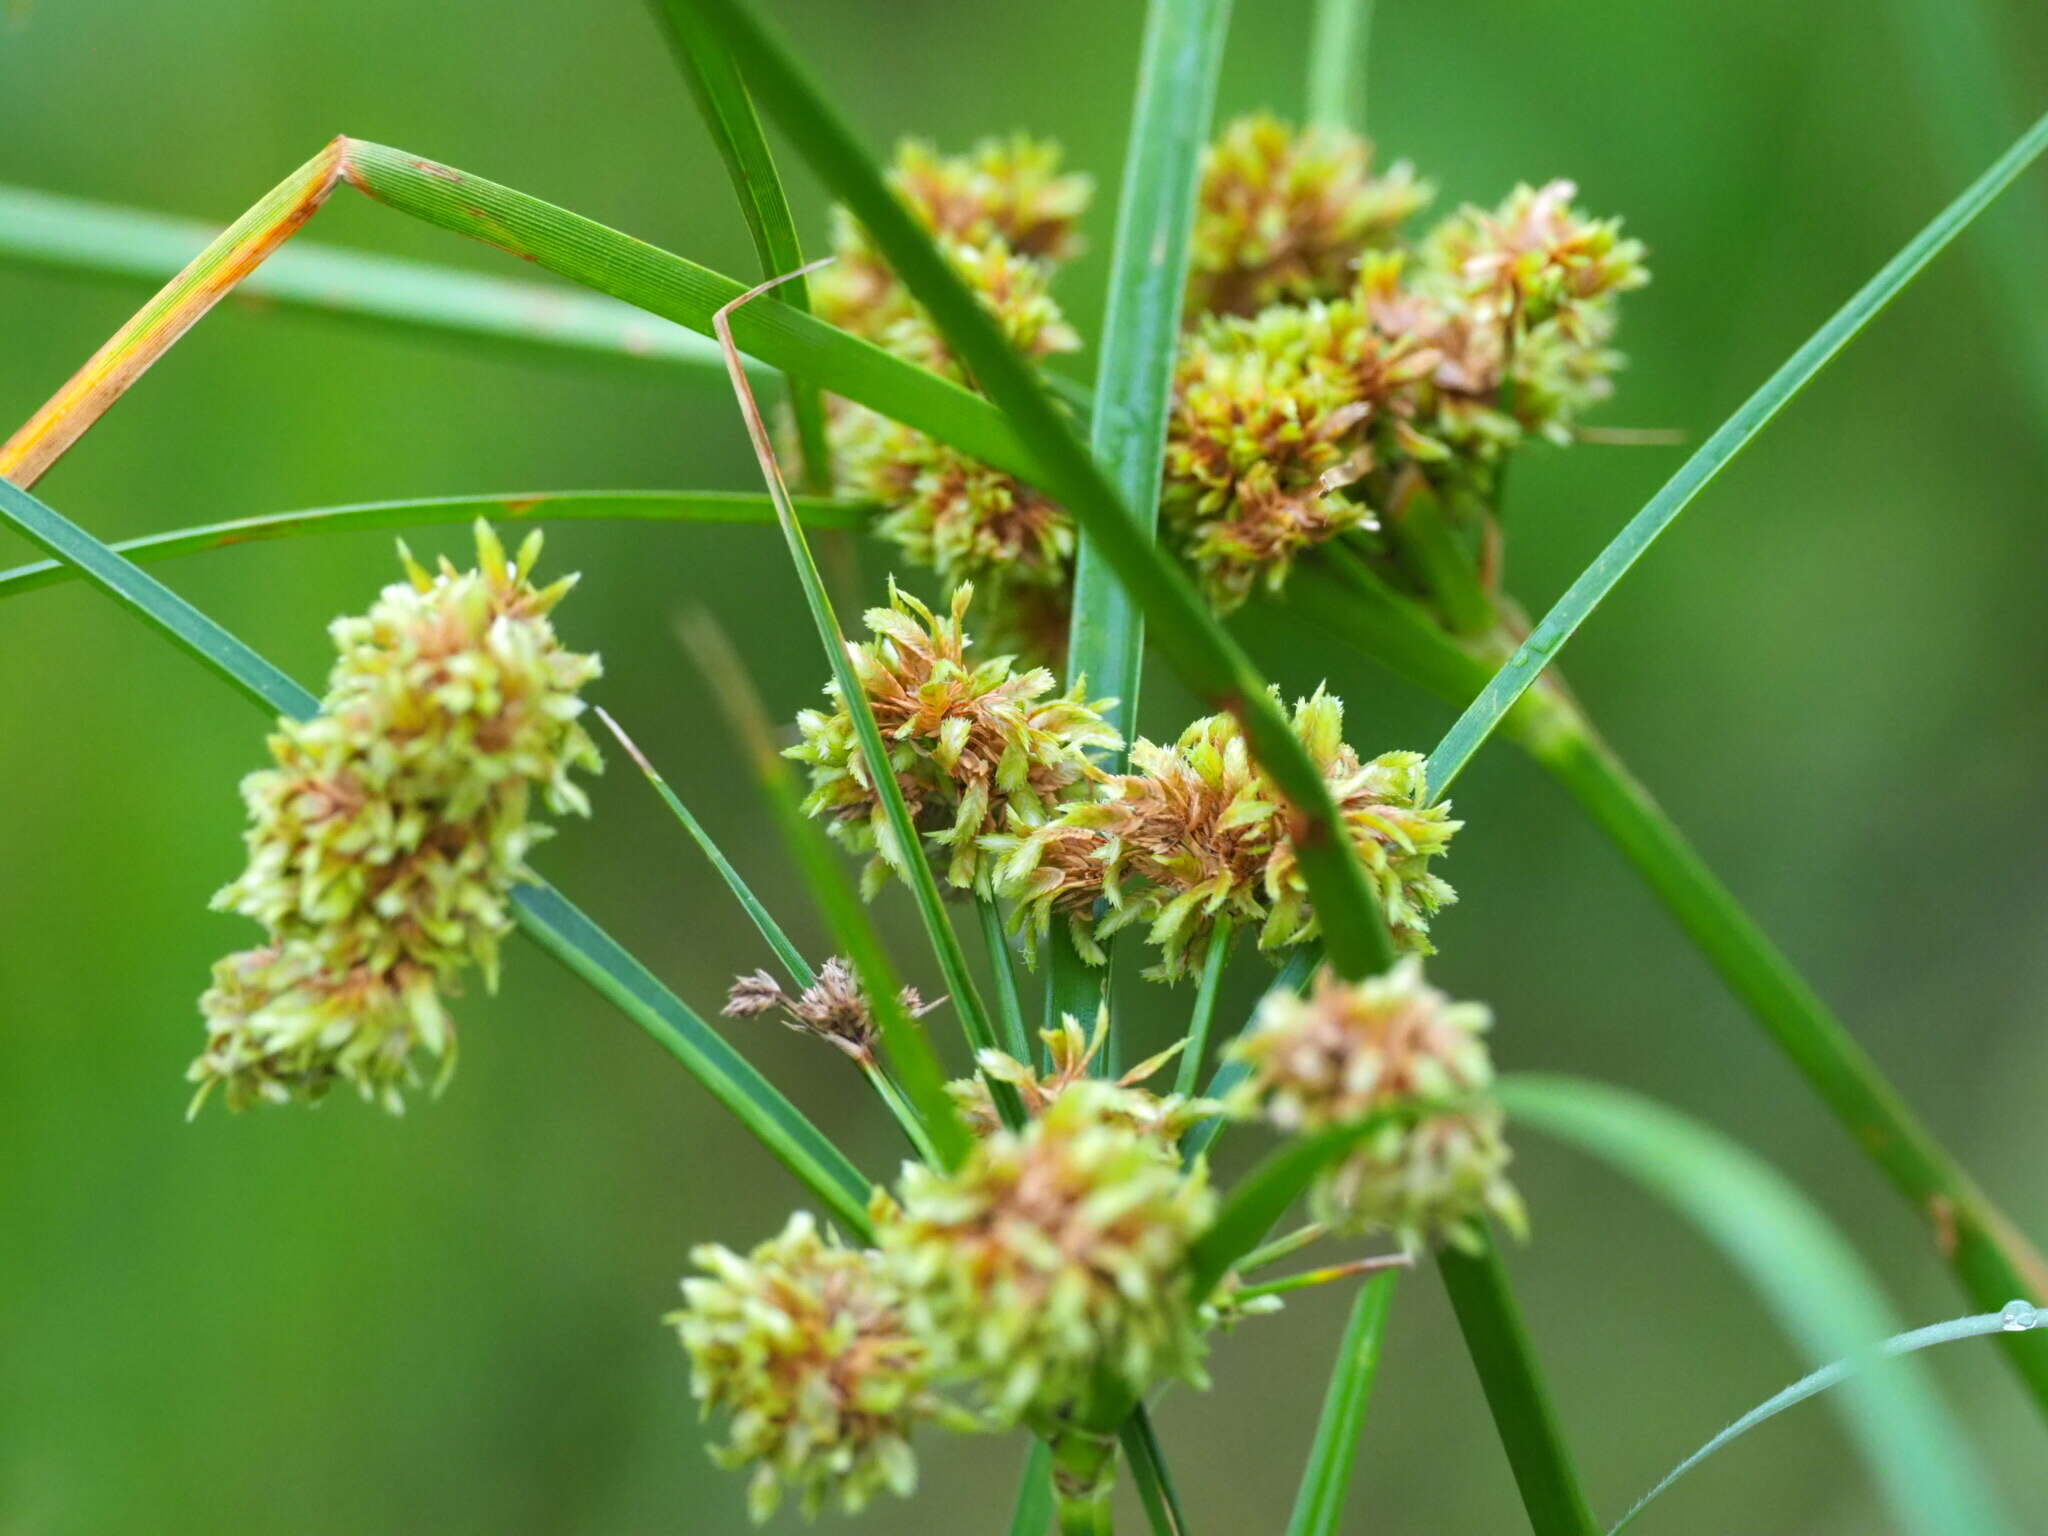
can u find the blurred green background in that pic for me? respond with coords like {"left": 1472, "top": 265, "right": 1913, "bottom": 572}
{"left": 4, "top": 0, "right": 2046, "bottom": 1530}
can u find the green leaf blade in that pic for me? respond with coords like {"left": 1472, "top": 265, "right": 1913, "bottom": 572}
{"left": 1284, "top": 1271, "right": 1398, "bottom": 1536}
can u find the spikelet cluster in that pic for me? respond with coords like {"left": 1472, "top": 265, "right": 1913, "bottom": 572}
{"left": 1230, "top": 960, "right": 1523, "bottom": 1251}
{"left": 786, "top": 582, "right": 1118, "bottom": 896}
{"left": 947, "top": 1011, "right": 1222, "bottom": 1141}
{"left": 724, "top": 957, "right": 942, "bottom": 1064}
{"left": 992, "top": 688, "right": 1457, "bottom": 980}
{"left": 1188, "top": 113, "right": 1431, "bottom": 319}
{"left": 669, "top": 1213, "right": 941, "bottom": 1523}
{"left": 819, "top": 138, "right": 1088, "bottom": 620}
{"left": 877, "top": 1087, "right": 1215, "bottom": 1422}
{"left": 190, "top": 523, "right": 600, "bottom": 1112}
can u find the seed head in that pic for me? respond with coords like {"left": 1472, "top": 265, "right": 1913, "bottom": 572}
{"left": 192, "top": 522, "right": 601, "bottom": 1112}
{"left": 948, "top": 1011, "right": 1223, "bottom": 1141}
{"left": 1230, "top": 960, "right": 1522, "bottom": 1251}
{"left": 669, "top": 1212, "right": 939, "bottom": 1523}
{"left": 723, "top": 958, "right": 942, "bottom": 1064}
{"left": 992, "top": 688, "right": 1457, "bottom": 979}
{"left": 1189, "top": 113, "right": 1430, "bottom": 318}
{"left": 787, "top": 582, "right": 1119, "bottom": 896}
{"left": 878, "top": 1088, "right": 1215, "bottom": 1421}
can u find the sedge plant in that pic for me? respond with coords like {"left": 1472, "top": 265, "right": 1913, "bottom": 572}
{"left": 3, "top": 0, "right": 2047, "bottom": 1530}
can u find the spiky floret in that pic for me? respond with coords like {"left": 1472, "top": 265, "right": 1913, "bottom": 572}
{"left": 1163, "top": 299, "right": 1438, "bottom": 609}
{"left": 991, "top": 689, "right": 1458, "bottom": 980}
{"left": 192, "top": 522, "right": 601, "bottom": 1112}
{"left": 669, "top": 1213, "right": 942, "bottom": 1524}
{"left": 948, "top": 1012, "right": 1223, "bottom": 1141}
{"left": 1188, "top": 113, "right": 1430, "bottom": 319}
{"left": 787, "top": 582, "right": 1118, "bottom": 896}
{"left": 877, "top": 1087, "right": 1215, "bottom": 1422}
{"left": 833, "top": 242, "right": 1080, "bottom": 594}
{"left": 724, "top": 958, "right": 942, "bottom": 1064}
{"left": 1228, "top": 959, "right": 1523, "bottom": 1251}
{"left": 813, "top": 134, "right": 1093, "bottom": 341}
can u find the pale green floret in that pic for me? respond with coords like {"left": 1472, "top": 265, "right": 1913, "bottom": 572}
{"left": 786, "top": 582, "right": 1117, "bottom": 897}
{"left": 877, "top": 1087, "right": 1215, "bottom": 1423}
{"left": 191, "top": 521, "right": 601, "bottom": 1113}
{"left": 1229, "top": 959, "right": 1523, "bottom": 1252}
{"left": 990, "top": 688, "right": 1457, "bottom": 980}
{"left": 669, "top": 1213, "right": 942, "bottom": 1524}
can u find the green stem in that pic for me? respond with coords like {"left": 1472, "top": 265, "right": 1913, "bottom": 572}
{"left": 1174, "top": 918, "right": 1232, "bottom": 1097}
{"left": 1304, "top": 0, "right": 1372, "bottom": 130}
{"left": 1050, "top": 1425, "right": 1121, "bottom": 1536}
{"left": 1234, "top": 1222, "right": 1328, "bottom": 1275}
{"left": 1437, "top": 1234, "right": 1598, "bottom": 1536}
{"left": 1009, "top": 1441, "right": 1058, "bottom": 1536}
{"left": 979, "top": 897, "right": 1036, "bottom": 1063}
{"left": 1284, "top": 1271, "right": 1397, "bottom": 1536}
{"left": 1120, "top": 1407, "right": 1191, "bottom": 1536}
{"left": 860, "top": 1059, "right": 941, "bottom": 1165}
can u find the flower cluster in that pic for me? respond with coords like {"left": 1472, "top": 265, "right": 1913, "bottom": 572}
{"left": 724, "top": 957, "right": 942, "bottom": 1064}
{"left": 947, "top": 1011, "right": 1221, "bottom": 1141}
{"left": 992, "top": 687, "right": 1458, "bottom": 980}
{"left": 672, "top": 1085, "right": 1221, "bottom": 1520}
{"left": 190, "top": 523, "right": 601, "bottom": 1112}
{"left": 786, "top": 581, "right": 1118, "bottom": 896}
{"left": 1229, "top": 959, "right": 1523, "bottom": 1251}
{"left": 670, "top": 1213, "right": 942, "bottom": 1523}
{"left": 1187, "top": 112, "right": 1431, "bottom": 318}
{"left": 819, "top": 138, "right": 1089, "bottom": 625}
{"left": 880, "top": 1086, "right": 1216, "bottom": 1421}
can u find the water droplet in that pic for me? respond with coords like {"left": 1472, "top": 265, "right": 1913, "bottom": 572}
{"left": 2001, "top": 1298, "right": 2037, "bottom": 1332}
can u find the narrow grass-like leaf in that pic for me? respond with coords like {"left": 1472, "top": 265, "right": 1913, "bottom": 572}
{"left": 1284, "top": 1270, "right": 1397, "bottom": 1536}
{"left": 1289, "top": 545, "right": 2048, "bottom": 1411}
{"left": 1424, "top": 110, "right": 2048, "bottom": 796}
{"left": 3, "top": 139, "right": 1041, "bottom": 495}
{"left": 0, "top": 474, "right": 876, "bottom": 1236}
{"left": 1502, "top": 1074, "right": 2018, "bottom": 1536}
{"left": 676, "top": 0, "right": 1398, "bottom": 988}
{"left": 1121, "top": 1405, "right": 1192, "bottom": 1536}
{"left": 977, "top": 899, "right": 1035, "bottom": 1064}
{"left": 1174, "top": 918, "right": 1232, "bottom": 1097}
{"left": 1437, "top": 1234, "right": 1598, "bottom": 1536}
{"left": 1304, "top": 0, "right": 1372, "bottom": 129}
{"left": 0, "top": 184, "right": 738, "bottom": 377}
{"left": 1058, "top": 0, "right": 1231, "bottom": 1066}
{"left": 1008, "top": 1441, "right": 1057, "bottom": 1536}
{"left": 680, "top": 608, "right": 967, "bottom": 1169}
{"left": 1613, "top": 1308, "right": 2039, "bottom": 1535}
{"left": 0, "top": 490, "right": 872, "bottom": 605}
{"left": 594, "top": 706, "right": 812, "bottom": 986}
{"left": 646, "top": 0, "right": 832, "bottom": 489}
{"left": 713, "top": 271, "right": 1017, "bottom": 1144}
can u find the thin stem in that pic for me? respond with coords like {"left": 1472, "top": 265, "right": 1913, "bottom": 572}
{"left": 1008, "top": 1442, "right": 1058, "bottom": 1536}
{"left": 1304, "top": 0, "right": 1372, "bottom": 131}
{"left": 1121, "top": 1407, "right": 1191, "bottom": 1536}
{"left": 1235, "top": 1222, "right": 1329, "bottom": 1276}
{"left": 978, "top": 897, "right": 1036, "bottom": 1063}
{"left": 1284, "top": 1271, "right": 1398, "bottom": 1536}
{"left": 860, "top": 1060, "right": 941, "bottom": 1166}
{"left": 1174, "top": 918, "right": 1232, "bottom": 1097}
{"left": 1438, "top": 1233, "right": 1598, "bottom": 1536}
{"left": 1237, "top": 1254, "right": 1409, "bottom": 1304}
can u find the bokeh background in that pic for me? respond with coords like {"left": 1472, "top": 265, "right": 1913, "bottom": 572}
{"left": 4, "top": 1, "right": 2046, "bottom": 1530}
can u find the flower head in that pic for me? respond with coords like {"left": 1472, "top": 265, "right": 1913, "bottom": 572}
{"left": 992, "top": 688, "right": 1457, "bottom": 979}
{"left": 787, "top": 582, "right": 1118, "bottom": 896}
{"left": 724, "top": 958, "right": 942, "bottom": 1063}
{"left": 1189, "top": 113, "right": 1430, "bottom": 318}
{"left": 191, "top": 522, "right": 601, "bottom": 1112}
{"left": 1230, "top": 959, "right": 1522, "bottom": 1251}
{"left": 878, "top": 1088, "right": 1215, "bottom": 1421}
{"left": 948, "top": 1011, "right": 1222, "bottom": 1141}
{"left": 670, "top": 1212, "right": 939, "bottom": 1523}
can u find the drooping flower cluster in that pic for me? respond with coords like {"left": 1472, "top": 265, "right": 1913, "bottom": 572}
{"left": 670, "top": 1213, "right": 943, "bottom": 1523}
{"left": 786, "top": 581, "right": 1118, "bottom": 896}
{"left": 947, "top": 1011, "right": 1221, "bottom": 1141}
{"left": 1229, "top": 959, "right": 1523, "bottom": 1251}
{"left": 1188, "top": 113, "right": 1431, "bottom": 318}
{"left": 190, "top": 523, "right": 601, "bottom": 1112}
{"left": 724, "top": 957, "right": 943, "bottom": 1064}
{"left": 879, "top": 1087, "right": 1216, "bottom": 1421}
{"left": 992, "top": 687, "right": 1458, "bottom": 980}
{"left": 818, "top": 137, "right": 1090, "bottom": 627}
